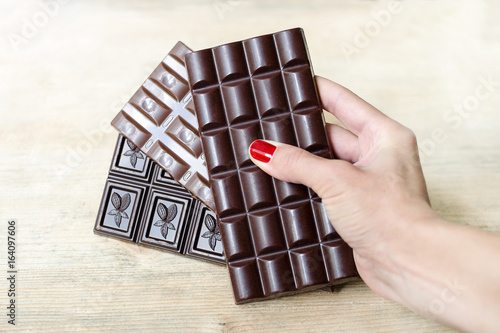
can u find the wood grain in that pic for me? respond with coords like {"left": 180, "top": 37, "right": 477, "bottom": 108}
{"left": 1, "top": 1, "right": 499, "bottom": 332}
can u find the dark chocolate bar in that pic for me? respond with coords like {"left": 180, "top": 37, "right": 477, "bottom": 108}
{"left": 93, "top": 136, "right": 341, "bottom": 277}
{"left": 186, "top": 28, "right": 358, "bottom": 303}
{"left": 94, "top": 134, "right": 225, "bottom": 264}
{"left": 111, "top": 42, "right": 215, "bottom": 211}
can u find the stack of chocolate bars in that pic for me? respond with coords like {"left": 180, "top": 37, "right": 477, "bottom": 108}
{"left": 94, "top": 28, "right": 358, "bottom": 304}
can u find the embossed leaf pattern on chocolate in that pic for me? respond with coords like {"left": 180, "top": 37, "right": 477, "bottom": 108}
{"left": 107, "top": 192, "right": 131, "bottom": 227}
{"left": 201, "top": 215, "right": 221, "bottom": 251}
{"left": 123, "top": 140, "right": 144, "bottom": 168}
{"left": 154, "top": 203, "right": 177, "bottom": 239}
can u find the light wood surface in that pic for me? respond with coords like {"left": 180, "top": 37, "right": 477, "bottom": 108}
{"left": 1, "top": 1, "right": 499, "bottom": 332}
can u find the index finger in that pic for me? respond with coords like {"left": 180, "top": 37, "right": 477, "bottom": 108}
{"left": 316, "top": 76, "right": 389, "bottom": 136}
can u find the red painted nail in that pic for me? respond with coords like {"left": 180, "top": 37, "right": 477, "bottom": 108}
{"left": 249, "top": 140, "right": 277, "bottom": 163}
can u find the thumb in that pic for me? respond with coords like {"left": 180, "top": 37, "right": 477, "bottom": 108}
{"left": 248, "top": 139, "right": 351, "bottom": 197}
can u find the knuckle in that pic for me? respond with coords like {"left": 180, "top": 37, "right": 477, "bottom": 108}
{"left": 283, "top": 147, "right": 306, "bottom": 172}
{"left": 385, "top": 122, "right": 417, "bottom": 148}
{"left": 399, "top": 127, "right": 417, "bottom": 147}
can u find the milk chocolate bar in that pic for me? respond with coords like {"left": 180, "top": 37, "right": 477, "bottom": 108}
{"left": 94, "top": 134, "right": 224, "bottom": 264}
{"left": 186, "top": 28, "right": 358, "bottom": 303}
{"left": 111, "top": 42, "right": 215, "bottom": 211}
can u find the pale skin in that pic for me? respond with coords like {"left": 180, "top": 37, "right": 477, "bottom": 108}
{"left": 249, "top": 76, "right": 500, "bottom": 332}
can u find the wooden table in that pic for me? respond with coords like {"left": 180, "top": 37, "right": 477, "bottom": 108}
{"left": 1, "top": 1, "right": 499, "bottom": 331}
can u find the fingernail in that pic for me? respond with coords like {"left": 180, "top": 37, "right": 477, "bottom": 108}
{"left": 249, "top": 140, "right": 277, "bottom": 163}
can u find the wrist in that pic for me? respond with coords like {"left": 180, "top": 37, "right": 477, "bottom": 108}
{"left": 355, "top": 205, "right": 446, "bottom": 312}
{"left": 369, "top": 211, "right": 500, "bottom": 332}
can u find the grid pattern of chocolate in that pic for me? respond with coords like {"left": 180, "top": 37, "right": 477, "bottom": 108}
{"left": 94, "top": 135, "right": 225, "bottom": 264}
{"left": 186, "top": 28, "right": 358, "bottom": 303}
{"left": 111, "top": 42, "right": 215, "bottom": 211}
